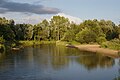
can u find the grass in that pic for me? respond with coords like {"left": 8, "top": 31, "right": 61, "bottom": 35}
{"left": 69, "top": 41, "right": 81, "bottom": 45}
{"left": 56, "top": 41, "right": 81, "bottom": 46}
{"left": 56, "top": 41, "right": 68, "bottom": 46}
{"left": 41, "top": 41, "right": 56, "bottom": 44}
{"left": 19, "top": 41, "right": 35, "bottom": 46}
{"left": 20, "top": 40, "right": 97, "bottom": 47}
{"left": 19, "top": 40, "right": 56, "bottom": 47}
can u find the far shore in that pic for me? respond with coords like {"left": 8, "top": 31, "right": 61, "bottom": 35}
{"left": 6, "top": 40, "right": 120, "bottom": 58}
{"left": 66, "top": 44, "right": 120, "bottom": 58}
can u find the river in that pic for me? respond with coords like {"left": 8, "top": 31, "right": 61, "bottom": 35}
{"left": 0, "top": 44, "right": 119, "bottom": 80}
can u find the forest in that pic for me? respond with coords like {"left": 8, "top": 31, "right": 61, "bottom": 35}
{"left": 0, "top": 16, "right": 120, "bottom": 50}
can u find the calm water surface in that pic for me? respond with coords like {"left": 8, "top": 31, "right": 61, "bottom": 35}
{"left": 0, "top": 44, "right": 120, "bottom": 80}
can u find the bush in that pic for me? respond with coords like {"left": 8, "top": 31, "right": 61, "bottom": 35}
{"left": 0, "top": 44, "right": 5, "bottom": 53}
{"left": 61, "top": 30, "right": 75, "bottom": 42}
{"left": 96, "top": 36, "right": 107, "bottom": 44}
{"left": 0, "top": 36, "right": 5, "bottom": 43}
{"left": 101, "top": 39, "right": 120, "bottom": 50}
{"left": 76, "top": 28, "right": 97, "bottom": 43}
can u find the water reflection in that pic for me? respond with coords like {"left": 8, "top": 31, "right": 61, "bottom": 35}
{"left": 0, "top": 44, "right": 115, "bottom": 71}
{"left": 0, "top": 44, "right": 119, "bottom": 80}
{"left": 33, "top": 44, "right": 70, "bottom": 70}
{"left": 113, "top": 59, "right": 120, "bottom": 80}
{"left": 76, "top": 52, "right": 115, "bottom": 70}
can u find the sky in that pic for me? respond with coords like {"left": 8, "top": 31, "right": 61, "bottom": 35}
{"left": 0, "top": 0, "right": 120, "bottom": 24}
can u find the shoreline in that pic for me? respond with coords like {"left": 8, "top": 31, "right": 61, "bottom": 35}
{"left": 9, "top": 40, "right": 120, "bottom": 58}
{"left": 66, "top": 44, "right": 120, "bottom": 58}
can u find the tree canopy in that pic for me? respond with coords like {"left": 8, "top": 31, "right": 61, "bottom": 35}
{"left": 0, "top": 16, "right": 120, "bottom": 45}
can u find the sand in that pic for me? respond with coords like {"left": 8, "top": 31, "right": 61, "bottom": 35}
{"left": 69, "top": 44, "right": 119, "bottom": 58}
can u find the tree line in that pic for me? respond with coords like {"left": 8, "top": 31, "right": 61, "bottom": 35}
{"left": 0, "top": 16, "right": 120, "bottom": 45}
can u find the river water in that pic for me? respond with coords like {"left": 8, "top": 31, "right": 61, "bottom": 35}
{"left": 0, "top": 44, "right": 119, "bottom": 80}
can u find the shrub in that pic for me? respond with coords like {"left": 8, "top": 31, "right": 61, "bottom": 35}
{"left": 76, "top": 28, "right": 97, "bottom": 43}
{"left": 101, "top": 39, "right": 120, "bottom": 50}
{"left": 96, "top": 36, "right": 107, "bottom": 44}
{"left": 0, "top": 36, "right": 5, "bottom": 43}
{"left": 61, "top": 31, "right": 75, "bottom": 42}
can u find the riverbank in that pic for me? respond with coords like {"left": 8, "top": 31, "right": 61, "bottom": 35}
{"left": 53, "top": 41, "right": 119, "bottom": 58}
{"left": 12, "top": 41, "right": 120, "bottom": 58}
{"left": 19, "top": 41, "right": 56, "bottom": 47}
{"left": 68, "top": 44, "right": 120, "bottom": 58}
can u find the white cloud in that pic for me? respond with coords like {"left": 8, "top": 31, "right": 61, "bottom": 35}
{"left": 15, "top": 15, "right": 42, "bottom": 24}
{"left": 56, "top": 13, "right": 83, "bottom": 24}
{"left": 0, "top": 12, "right": 82, "bottom": 25}
{"left": 18, "top": 13, "right": 83, "bottom": 24}
{"left": 0, "top": 12, "right": 43, "bottom": 24}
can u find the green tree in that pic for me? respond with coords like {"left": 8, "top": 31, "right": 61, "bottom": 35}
{"left": 76, "top": 28, "right": 97, "bottom": 43}
{"left": 24, "top": 24, "right": 33, "bottom": 40}
{"left": 61, "top": 30, "right": 75, "bottom": 42}
{"left": 50, "top": 16, "right": 70, "bottom": 40}
{"left": 0, "top": 36, "right": 5, "bottom": 44}
{"left": 96, "top": 36, "right": 107, "bottom": 44}
{"left": 33, "top": 24, "right": 42, "bottom": 41}
{"left": 41, "top": 19, "right": 50, "bottom": 40}
{"left": 0, "top": 17, "right": 15, "bottom": 42}
{"left": 99, "top": 20, "right": 115, "bottom": 40}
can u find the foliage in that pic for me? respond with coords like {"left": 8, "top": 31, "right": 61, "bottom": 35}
{"left": 0, "top": 44, "right": 5, "bottom": 53}
{"left": 50, "top": 16, "right": 70, "bottom": 40}
{"left": 61, "top": 30, "right": 75, "bottom": 42}
{"left": 96, "top": 36, "right": 107, "bottom": 44}
{"left": 0, "top": 36, "right": 5, "bottom": 43}
{"left": 19, "top": 41, "right": 41, "bottom": 46}
{"left": 19, "top": 40, "right": 55, "bottom": 46}
{"left": 0, "top": 17, "right": 15, "bottom": 42}
{"left": 101, "top": 39, "right": 120, "bottom": 50}
{"left": 76, "top": 28, "right": 97, "bottom": 43}
{"left": 0, "top": 16, "right": 120, "bottom": 50}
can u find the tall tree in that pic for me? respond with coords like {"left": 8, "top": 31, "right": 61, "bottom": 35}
{"left": 50, "top": 16, "right": 70, "bottom": 40}
{"left": 0, "top": 17, "right": 15, "bottom": 42}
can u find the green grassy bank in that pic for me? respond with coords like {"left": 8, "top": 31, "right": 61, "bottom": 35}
{"left": 19, "top": 40, "right": 56, "bottom": 47}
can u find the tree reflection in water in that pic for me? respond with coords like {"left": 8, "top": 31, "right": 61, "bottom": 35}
{"left": 76, "top": 51, "right": 115, "bottom": 70}
{"left": 41, "top": 44, "right": 115, "bottom": 70}
{"left": 0, "top": 44, "right": 119, "bottom": 80}
{"left": 0, "top": 44, "right": 115, "bottom": 71}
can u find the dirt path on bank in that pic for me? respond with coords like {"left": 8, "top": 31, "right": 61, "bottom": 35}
{"left": 74, "top": 45, "right": 120, "bottom": 58}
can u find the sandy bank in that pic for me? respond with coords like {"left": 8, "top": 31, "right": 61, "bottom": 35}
{"left": 67, "top": 44, "right": 120, "bottom": 58}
